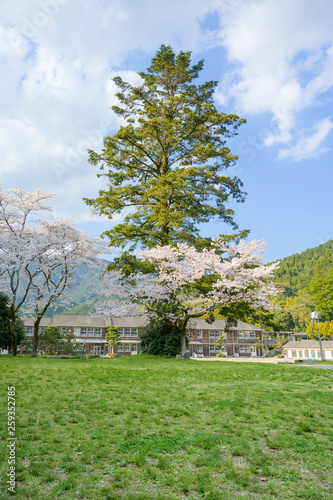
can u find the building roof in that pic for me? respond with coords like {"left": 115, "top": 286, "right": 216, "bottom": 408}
{"left": 283, "top": 340, "right": 333, "bottom": 349}
{"left": 22, "top": 314, "right": 110, "bottom": 328}
{"left": 22, "top": 313, "right": 260, "bottom": 332}
{"left": 111, "top": 315, "right": 149, "bottom": 328}
{"left": 189, "top": 318, "right": 261, "bottom": 331}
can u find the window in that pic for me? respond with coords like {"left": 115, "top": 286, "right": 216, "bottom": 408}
{"left": 38, "top": 326, "right": 46, "bottom": 333}
{"left": 210, "top": 345, "right": 220, "bottom": 352}
{"left": 25, "top": 327, "right": 33, "bottom": 336}
{"left": 196, "top": 330, "right": 203, "bottom": 339}
{"left": 80, "top": 328, "right": 87, "bottom": 337}
{"left": 239, "top": 346, "right": 252, "bottom": 353}
{"left": 239, "top": 331, "right": 256, "bottom": 340}
{"left": 124, "top": 344, "right": 131, "bottom": 352}
{"left": 131, "top": 328, "right": 138, "bottom": 337}
{"left": 117, "top": 344, "right": 123, "bottom": 352}
{"left": 197, "top": 345, "right": 203, "bottom": 353}
{"left": 87, "top": 328, "right": 101, "bottom": 337}
{"left": 118, "top": 328, "right": 124, "bottom": 337}
{"left": 209, "top": 330, "right": 226, "bottom": 340}
{"left": 61, "top": 327, "right": 67, "bottom": 335}
{"left": 124, "top": 328, "right": 131, "bottom": 336}
{"left": 131, "top": 344, "right": 138, "bottom": 352}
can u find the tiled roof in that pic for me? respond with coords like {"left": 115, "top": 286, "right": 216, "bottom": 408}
{"left": 111, "top": 315, "right": 149, "bottom": 328}
{"left": 188, "top": 318, "right": 261, "bottom": 331}
{"left": 22, "top": 313, "right": 260, "bottom": 331}
{"left": 22, "top": 314, "right": 110, "bottom": 328}
{"left": 283, "top": 340, "right": 333, "bottom": 349}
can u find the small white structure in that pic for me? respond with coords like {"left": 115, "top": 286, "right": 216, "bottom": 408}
{"left": 283, "top": 340, "right": 333, "bottom": 361}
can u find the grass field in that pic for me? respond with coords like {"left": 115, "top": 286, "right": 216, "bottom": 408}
{"left": 1, "top": 355, "right": 332, "bottom": 499}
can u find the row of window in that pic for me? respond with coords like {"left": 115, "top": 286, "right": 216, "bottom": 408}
{"left": 118, "top": 328, "right": 139, "bottom": 337}
{"left": 194, "top": 330, "right": 257, "bottom": 340}
{"left": 239, "top": 331, "right": 256, "bottom": 339}
{"left": 25, "top": 326, "right": 258, "bottom": 341}
{"left": 80, "top": 328, "right": 102, "bottom": 337}
{"left": 117, "top": 344, "right": 138, "bottom": 352}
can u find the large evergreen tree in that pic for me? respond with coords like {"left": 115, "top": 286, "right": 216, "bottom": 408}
{"left": 84, "top": 45, "right": 247, "bottom": 265}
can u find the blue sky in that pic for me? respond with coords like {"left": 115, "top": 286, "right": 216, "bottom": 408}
{"left": 1, "top": 0, "right": 332, "bottom": 262}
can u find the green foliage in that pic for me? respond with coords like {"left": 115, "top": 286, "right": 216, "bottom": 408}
{"left": 273, "top": 240, "right": 333, "bottom": 331}
{"left": 274, "top": 240, "right": 333, "bottom": 296}
{"left": 39, "top": 325, "right": 75, "bottom": 355}
{"left": 84, "top": 45, "right": 247, "bottom": 263}
{"left": 215, "top": 335, "right": 226, "bottom": 354}
{"left": 106, "top": 325, "right": 121, "bottom": 354}
{"left": 140, "top": 318, "right": 182, "bottom": 356}
{"left": 274, "top": 334, "right": 290, "bottom": 355}
{"left": 0, "top": 292, "right": 25, "bottom": 350}
{"left": 272, "top": 310, "right": 296, "bottom": 331}
{"left": 306, "top": 320, "right": 333, "bottom": 339}
{"left": 18, "top": 338, "right": 33, "bottom": 354}
{"left": 309, "top": 268, "right": 333, "bottom": 320}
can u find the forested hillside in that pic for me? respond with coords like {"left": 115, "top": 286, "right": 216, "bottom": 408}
{"left": 35, "top": 259, "right": 109, "bottom": 316}
{"left": 273, "top": 240, "right": 333, "bottom": 295}
{"left": 272, "top": 240, "right": 333, "bottom": 331}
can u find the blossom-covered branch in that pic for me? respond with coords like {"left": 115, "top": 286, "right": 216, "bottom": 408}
{"left": 95, "top": 239, "right": 279, "bottom": 357}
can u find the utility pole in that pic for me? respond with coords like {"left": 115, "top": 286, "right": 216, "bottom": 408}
{"left": 310, "top": 311, "right": 324, "bottom": 361}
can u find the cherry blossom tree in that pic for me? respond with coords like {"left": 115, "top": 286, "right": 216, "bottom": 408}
{"left": 0, "top": 185, "right": 106, "bottom": 356}
{"left": 0, "top": 186, "right": 54, "bottom": 355}
{"left": 26, "top": 219, "right": 106, "bottom": 356}
{"left": 95, "top": 239, "right": 279, "bottom": 358}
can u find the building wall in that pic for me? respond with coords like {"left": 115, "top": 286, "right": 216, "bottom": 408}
{"left": 22, "top": 315, "right": 262, "bottom": 357}
{"left": 188, "top": 328, "right": 262, "bottom": 358}
{"left": 284, "top": 346, "right": 333, "bottom": 361}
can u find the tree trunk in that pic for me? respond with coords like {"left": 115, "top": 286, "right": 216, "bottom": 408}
{"left": 180, "top": 329, "right": 187, "bottom": 359}
{"left": 10, "top": 305, "right": 17, "bottom": 356}
{"left": 179, "top": 317, "right": 190, "bottom": 359}
{"left": 32, "top": 316, "right": 41, "bottom": 357}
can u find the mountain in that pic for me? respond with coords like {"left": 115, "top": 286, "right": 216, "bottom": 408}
{"left": 272, "top": 240, "right": 333, "bottom": 331}
{"left": 273, "top": 240, "right": 333, "bottom": 296}
{"left": 42, "top": 259, "right": 109, "bottom": 316}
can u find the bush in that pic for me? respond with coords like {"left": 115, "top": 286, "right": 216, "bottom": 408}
{"left": 140, "top": 319, "right": 182, "bottom": 356}
{"left": 39, "top": 326, "right": 76, "bottom": 355}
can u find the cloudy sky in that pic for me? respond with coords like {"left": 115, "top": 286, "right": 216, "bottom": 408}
{"left": 1, "top": 0, "right": 332, "bottom": 262}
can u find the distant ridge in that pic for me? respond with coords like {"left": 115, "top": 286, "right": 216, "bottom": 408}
{"left": 38, "top": 241, "right": 333, "bottom": 318}
{"left": 273, "top": 240, "right": 333, "bottom": 295}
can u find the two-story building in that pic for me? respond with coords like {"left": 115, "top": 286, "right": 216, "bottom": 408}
{"left": 22, "top": 314, "right": 263, "bottom": 357}
{"left": 188, "top": 318, "right": 263, "bottom": 357}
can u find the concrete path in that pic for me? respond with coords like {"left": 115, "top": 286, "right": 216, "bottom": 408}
{"left": 190, "top": 357, "right": 333, "bottom": 367}
{"left": 191, "top": 357, "right": 290, "bottom": 364}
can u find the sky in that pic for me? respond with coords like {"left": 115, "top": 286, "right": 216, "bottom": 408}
{"left": 1, "top": 0, "right": 333, "bottom": 263}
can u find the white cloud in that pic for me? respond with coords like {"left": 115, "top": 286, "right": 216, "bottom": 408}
{"left": 278, "top": 117, "right": 333, "bottom": 161}
{"left": 0, "top": 0, "right": 219, "bottom": 222}
{"left": 215, "top": 0, "right": 333, "bottom": 156}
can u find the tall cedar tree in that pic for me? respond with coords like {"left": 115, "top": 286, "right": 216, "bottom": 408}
{"left": 84, "top": 45, "right": 247, "bottom": 271}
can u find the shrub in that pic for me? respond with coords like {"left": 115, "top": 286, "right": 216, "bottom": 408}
{"left": 140, "top": 319, "right": 182, "bottom": 356}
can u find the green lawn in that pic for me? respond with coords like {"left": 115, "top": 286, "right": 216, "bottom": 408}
{"left": 1, "top": 355, "right": 332, "bottom": 499}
